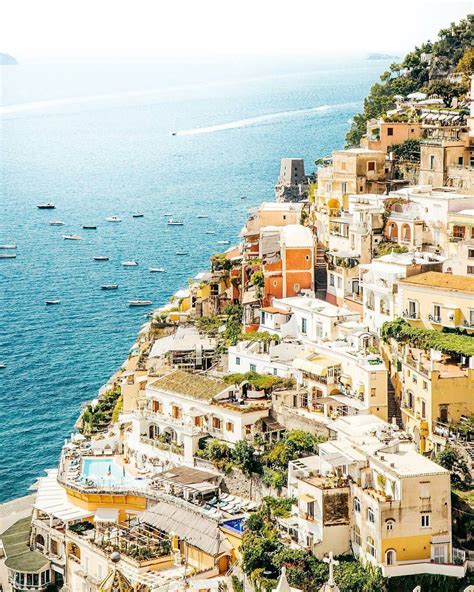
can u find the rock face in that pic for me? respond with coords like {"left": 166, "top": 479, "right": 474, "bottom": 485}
{"left": 274, "top": 158, "right": 309, "bottom": 203}
{"left": 0, "top": 53, "right": 18, "bottom": 65}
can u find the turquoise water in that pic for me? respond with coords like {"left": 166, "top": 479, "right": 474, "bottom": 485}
{"left": 0, "top": 56, "right": 388, "bottom": 502}
{"left": 81, "top": 458, "right": 136, "bottom": 486}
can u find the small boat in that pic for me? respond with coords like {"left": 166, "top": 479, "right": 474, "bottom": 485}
{"left": 46, "top": 300, "right": 61, "bottom": 305}
{"left": 129, "top": 300, "right": 153, "bottom": 307}
{"left": 93, "top": 256, "right": 110, "bottom": 261}
{"left": 163, "top": 214, "right": 173, "bottom": 217}
{"left": 132, "top": 213, "right": 144, "bottom": 218}
{"left": 82, "top": 225, "right": 97, "bottom": 229}
{"left": 37, "top": 203, "right": 56, "bottom": 209}
{"left": 205, "top": 231, "right": 216, "bottom": 235}
{"left": 171, "top": 132, "right": 177, "bottom": 136}
{"left": 0, "top": 253, "right": 16, "bottom": 259}
{"left": 122, "top": 261, "right": 138, "bottom": 267}
{"left": 49, "top": 220, "right": 64, "bottom": 226}
{"left": 63, "top": 235, "right": 82, "bottom": 240}
{"left": 240, "top": 196, "right": 247, "bottom": 200}
{"left": 217, "top": 240, "right": 230, "bottom": 245}
{"left": 101, "top": 284, "right": 118, "bottom": 290}
{"left": 196, "top": 215, "right": 209, "bottom": 219}
{"left": 167, "top": 219, "right": 184, "bottom": 226}
{"left": 0, "top": 244, "right": 16, "bottom": 249}
{"left": 0, "top": 363, "right": 6, "bottom": 369}
{"left": 176, "top": 251, "right": 188, "bottom": 256}
{"left": 149, "top": 267, "right": 165, "bottom": 273}
{"left": 106, "top": 216, "right": 122, "bottom": 222}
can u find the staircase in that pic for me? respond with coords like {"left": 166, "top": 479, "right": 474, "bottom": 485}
{"left": 315, "top": 242, "right": 327, "bottom": 298}
{"left": 387, "top": 376, "right": 403, "bottom": 428}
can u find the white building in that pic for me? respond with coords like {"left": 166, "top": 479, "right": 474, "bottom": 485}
{"left": 227, "top": 340, "right": 304, "bottom": 378}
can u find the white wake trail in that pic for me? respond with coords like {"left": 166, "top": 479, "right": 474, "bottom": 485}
{"left": 173, "top": 101, "right": 361, "bottom": 136}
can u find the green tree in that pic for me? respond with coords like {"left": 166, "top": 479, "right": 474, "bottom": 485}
{"left": 389, "top": 139, "right": 421, "bottom": 162}
{"left": 436, "top": 446, "right": 472, "bottom": 487}
{"left": 232, "top": 440, "right": 259, "bottom": 475}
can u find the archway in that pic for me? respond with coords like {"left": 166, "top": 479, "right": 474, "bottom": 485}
{"left": 401, "top": 224, "right": 411, "bottom": 242}
{"left": 148, "top": 424, "right": 159, "bottom": 440}
{"left": 386, "top": 549, "right": 396, "bottom": 565}
{"left": 387, "top": 222, "right": 398, "bottom": 241}
{"left": 163, "top": 427, "right": 177, "bottom": 443}
{"left": 35, "top": 534, "right": 45, "bottom": 549}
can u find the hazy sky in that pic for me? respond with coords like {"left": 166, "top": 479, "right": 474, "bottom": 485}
{"left": 1, "top": 0, "right": 472, "bottom": 60}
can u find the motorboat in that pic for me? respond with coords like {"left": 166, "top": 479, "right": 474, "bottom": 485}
{"left": 240, "top": 196, "right": 247, "bottom": 200}
{"left": 37, "top": 203, "right": 56, "bottom": 209}
{"left": 45, "top": 300, "right": 61, "bottom": 305}
{"left": 0, "top": 253, "right": 16, "bottom": 259}
{"left": 0, "top": 363, "right": 6, "bottom": 369}
{"left": 149, "top": 267, "right": 165, "bottom": 273}
{"left": 93, "top": 256, "right": 110, "bottom": 261}
{"left": 196, "top": 215, "right": 209, "bottom": 219}
{"left": 176, "top": 251, "right": 188, "bottom": 256}
{"left": 49, "top": 220, "right": 64, "bottom": 226}
{"left": 101, "top": 284, "right": 118, "bottom": 290}
{"left": 205, "top": 231, "right": 216, "bottom": 235}
{"left": 129, "top": 300, "right": 153, "bottom": 307}
{"left": 63, "top": 235, "right": 82, "bottom": 240}
{"left": 163, "top": 213, "right": 173, "bottom": 217}
{"left": 167, "top": 219, "right": 184, "bottom": 226}
{"left": 0, "top": 244, "right": 16, "bottom": 249}
{"left": 132, "top": 213, "right": 144, "bottom": 218}
{"left": 82, "top": 225, "right": 97, "bottom": 229}
{"left": 106, "top": 215, "right": 122, "bottom": 222}
{"left": 217, "top": 240, "right": 230, "bottom": 245}
{"left": 122, "top": 261, "right": 138, "bottom": 267}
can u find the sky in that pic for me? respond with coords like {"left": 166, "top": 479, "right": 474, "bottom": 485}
{"left": 0, "top": 0, "right": 472, "bottom": 60}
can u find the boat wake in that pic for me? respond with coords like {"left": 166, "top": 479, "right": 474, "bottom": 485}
{"left": 172, "top": 101, "right": 361, "bottom": 136}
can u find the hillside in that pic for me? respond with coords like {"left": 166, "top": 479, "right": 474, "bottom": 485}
{"left": 346, "top": 14, "right": 474, "bottom": 147}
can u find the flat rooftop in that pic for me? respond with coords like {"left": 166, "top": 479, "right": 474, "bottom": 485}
{"left": 150, "top": 369, "right": 228, "bottom": 400}
{"left": 399, "top": 271, "right": 474, "bottom": 293}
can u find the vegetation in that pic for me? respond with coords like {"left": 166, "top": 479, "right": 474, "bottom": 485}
{"left": 237, "top": 331, "right": 280, "bottom": 344}
{"left": 435, "top": 446, "right": 472, "bottom": 487}
{"left": 262, "top": 430, "right": 324, "bottom": 472}
{"left": 346, "top": 15, "right": 473, "bottom": 146}
{"left": 376, "top": 242, "right": 409, "bottom": 257}
{"left": 381, "top": 318, "right": 474, "bottom": 357}
{"left": 387, "top": 573, "right": 474, "bottom": 592}
{"left": 111, "top": 395, "right": 123, "bottom": 423}
{"left": 456, "top": 46, "right": 474, "bottom": 78}
{"left": 81, "top": 387, "right": 122, "bottom": 435}
{"left": 211, "top": 252, "right": 232, "bottom": 271}
{"left": 222, "top": 304, "right": 243, "bottom": 345}
{"left": 223, "top": 370, "right": 293, "bottom": 392}
{"left": 389, "top": 138, "right": 421, "bottom": 162}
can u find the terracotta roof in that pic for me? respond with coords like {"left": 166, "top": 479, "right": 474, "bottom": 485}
{"left": 399, "top": 271, "right": 474, "bottom": 293}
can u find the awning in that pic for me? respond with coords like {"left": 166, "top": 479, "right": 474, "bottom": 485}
{"left": 329, "top": 394, "right": 365, "bottom": 410}
{"left": 339, "top": 374, "right": 352, "bottom": 386}
{"left": 300, "top": 494, "right": 314, "bottom": 503}
{"left": 321, "top": 451, "right": 352, "bottom": 467}
{"left": 94, "top": 508, "right": 119, "bottom": 523}
{"left": 293, "top": 356, "right": 338, "bottom": 376}
{"left": 431, "top": 535, "right": 450, "bottom": 544}
{"left": 34, "top": 470, "right": 93, "bottom": 522}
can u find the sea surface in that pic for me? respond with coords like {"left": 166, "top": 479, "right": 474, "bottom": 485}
{"left": 0, "top": 55, "right": 389, "bottom": 502}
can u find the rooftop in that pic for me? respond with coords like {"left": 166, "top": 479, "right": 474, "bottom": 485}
{"left": 1, "top": 516, "right": 50, "bottom": 573}
{"left": 150, "top": 370, "right": 228, "bottom": 401}
{"left": 279, "top": 224, "right": 313, "bottom": 248}
{"left": 155, "top": 466, "right": 218, "bottom": 486}
{"left": 399, "top": 271, "right": 474, "bottom": 293}
{"left": 149, "top": 326, "right": 216, "bottom": 358}
{"left": 274, "top": 295, "right": 359, "bottom": 319}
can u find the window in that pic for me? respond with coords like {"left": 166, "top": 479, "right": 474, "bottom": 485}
{"left": 250, "top": 364, "right": 256, "bottom": 372}
{"left": 386, "top": 519, "right": 394, "bottom": 531}
{"left": 367, "top": 507, "right": 375, "bottom": 523}
{"left": 468, "top": 249, "right": 474, "bottom": 259}
{"left": 421, "top": 401, "right": 426, "bottom": 419}
{"left": 315, "top": 323, "right": 323, "bottom": 339}
{"left": 408, "top": 300, "right": 418, "bottom": 319}
{"left": 433, "top": 305, "right": 441, "bottom": 322}
{"left": 212, "top": 417, "right": 222, "bottom": 430}
{"left": 453, "top": 225, "right": 465, "bottom": 239}
{"left": 353, "top": 525, "right": 361, "bottom": 546}
{"left": 386, "top": 549, "right": 396, "bottom": 565}
{"left": 261, "top": 311, "right": 266, "bottom": 324}
{"left": 367, "top": 161, "right": 375, "bottom": 172}
{"left": 421, "top": 514, "right": 431, "bottom": 528}
{"left": 294, "top": 283, "right": 300, "bottom": 293}
{"left": 226, "top": 421, "right": 234, "bottom": 433}
{"left": 337, "top": 276, "right": 342, "bottom": 289}
{"left": 326, "top": 183, "right": 332, "bottom": 193}
{"left": 301, "top": 318, "right": 307, "bottom": 334}
{"left": 407, "top": 391, "right": 414, "bottom": 409}
{"left": 273, "top": 368, "right": 277, "bottom": 376}
{"left": 245, "top": 425, "right": 252, "bottom": 435}
{"left": 307, "top": 500, "right": 315, "bottom": 519}
{"left": 458, "top": 156, "right": 464, "bottom": 166}
{"left": 307, "top": 533, "right": 314, "bottom": 548}
{"left": 341, "top": 182, "right": 347, "bottom": 194}
{"left": 387, "top": 127, "right": 394, "bottom": 136}
{"left": 429, "top": 154, "right": 435, "bottom": 170}
{"left": 367, "top": 536, "right": 376, "bottom": 558}
{"left": 354, "top": 497, "right": 361, "bottom": 512}
{"left": 371, "top": 388, "right": 376, "bottom": 398}
{"left": 470, "top": 309, "right": 474, "bottom": 326}
{"left": 468, "top": 266, "right": 474, "bottom": 275}
{"left": 236, "top": 356, "right": 241, "bottom": 366}
{"left": 423, "top": 381, "right": 428, "bottom": 391}
{"left": 329, "top": 274, "right": 335, "bottom": 287}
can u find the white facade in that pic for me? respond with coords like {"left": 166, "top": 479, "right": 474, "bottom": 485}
{"left": 227, "top": 340, "right": 304, "bottom": 378}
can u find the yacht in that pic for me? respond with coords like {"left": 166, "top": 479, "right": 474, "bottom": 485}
{"left": 149, "top": 267, "right": 165, "bottom": 273}
{"left": 49, "top": 220, "right": 64, "bottom": 226}
{"left": 63, "top": 235, "right": 82, "bottom": 240}
{"left": 93, "top": 256, "right": 110, "bottom": 261}
{"left": 217, "top": 240, "right": 230, "bottom": 245}
{"left": 37, "top": 203, "right": 56, "bottom": 209}
{"left": 101, "top": 284, "right": 118, "bottom": 290}
{"left": 122, "top": 260, "right": 138, "bottom": 267}
{"left": 132, "top": 213, "right": 144, "bottom": 218}
{"left": 82, "top": 225, "right": 97, "bottom": 229}
{"left": 0, "top": 253, "right": 16, "bottom": 259}
{"left": 128, "top": 300, "right": 152, "bottom": 307}
{"left": 167, "top": 219, "right": 184, "bottom": 226}
{"left": 106, "top": 215, "right": 122, "bottom": 222}
{"left": 0, "top": 244, "right": 16, "bottom": 249}
{"left": 45, "top": 300, "right": 61, "bottom": 305}
{"left": 0, "top": 363, "right": 6, "bottom": 369}
{"left": 196, "top": 215, "right": 209, "bottom": 219}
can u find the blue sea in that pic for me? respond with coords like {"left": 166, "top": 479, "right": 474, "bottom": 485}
{"left": 0, "top": 55, "right": 388, "bottom": 502}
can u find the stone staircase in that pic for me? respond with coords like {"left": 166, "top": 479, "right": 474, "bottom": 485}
{"left": 387, "top": 375, "right": 403, "bottom": 428}
{"left": 315, "top": 242, "right": 327, "bottom": 298}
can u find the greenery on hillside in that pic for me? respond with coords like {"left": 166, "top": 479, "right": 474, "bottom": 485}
{"left": 346, "top": 15, "right": 473, "bottom": 146}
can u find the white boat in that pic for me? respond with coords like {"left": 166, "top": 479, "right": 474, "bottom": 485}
{"left": 49, "top": 220, "right": 64, "bottom": 226}
{"left": 37, "top": 203, "right": 55, "bottom": 209}
{"left": 63, "top": 235, "right": 82, "bottom": 240}
{"left": 93, "top": 256, "right": 110, "bottom": 261}
{"left": 129, "top": 300, "right": 152, "bottom": 307}
{"left": 0, "top": 244, "right": 16, "bottom": 249}
{"left": 122, "top": 261, "right": 138, "bottom": 267}
{"left": 45, "top": 300, "right": 61, "bottom": 305}
{"left": 205, "top": 231, "right": 216, "bottom": 235}
{"left": 101, "top": 284, "right": 118, "bottom": 290}
{"left": 163, "top": 213, "right": 173, "bottom": 217}
{"left": 176, "top": 251, "right": 188, "bottom": 256}
{"left": 106, "top": 216, "right": 122, "bottom": 222}
{"left": 197, "top": 215, "right": 209, "bottom": 219}
{"left": 217, "top": 240, "right": 230, "bottom": 245}
{"left": 149, "top": 267, "right": 165, "bottom": 273}
{"left": 0, "top": 363, "right": 6, "bottom": 369}
{"left": 0, "top": 253, "right": 16, "bottom": 259}
{"left": 168, "top": 219, "right": 184, "bottom": 226}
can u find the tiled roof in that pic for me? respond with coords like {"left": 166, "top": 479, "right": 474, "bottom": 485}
{"left": 399, "top": 271, "right": 474, "bottom": 293}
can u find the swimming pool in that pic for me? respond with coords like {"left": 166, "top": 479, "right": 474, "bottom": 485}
{"left": 81, "top": 458, "right": 139, "bottom": 487}
{"left": 222, "top": 518, "right": 245, "bottom": 534}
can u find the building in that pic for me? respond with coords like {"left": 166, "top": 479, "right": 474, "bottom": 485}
{"left": 274, "top": 158, "right": 309, "bottom": 202}
{"left": 361, "top": 118, "right": 422, "bottom": 153}
{"left": 227, "top": 339, "right": 305, "bottom": 378}
{"left": 447, "top": 208, "right": 474, "bottom": 275}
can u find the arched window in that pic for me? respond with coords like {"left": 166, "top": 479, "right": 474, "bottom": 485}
{"left": 35, "top": 534, "right": 45, "bottom": 549}
{"left": 387, "top": 222, "right": 398, "bottom": 240}
{"left": 366, "top": 292, "right": 375, "bottom": 311}
{"left": 386, "top": 549, "right": 396, "bottom": 565}
{"left": 367, "top": 536, "right": 376, "bottom": 558}
{"left": 148, "top": 424, "right": 159, "bottom": 439}
{"left": 354, "top": 497, "right": 361, "bottom": 513}
{"left": 386, "top": 519, "right": 395, "bottom": 531}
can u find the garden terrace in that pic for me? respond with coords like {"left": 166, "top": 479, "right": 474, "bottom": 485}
{"left": 150, "top": 369, "right": 229, "bottom": 401}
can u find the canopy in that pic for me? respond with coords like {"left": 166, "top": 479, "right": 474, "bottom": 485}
{"left": 300, "top": 494, "right": 315, "bottom": 503}
{"left": 293, "top": 356, "right": 339, "bottom": 376}
{"left": 94, "top": 508, "right": 119, "bottom": 523}
{"left": 34, "top": 469, "right": 92, "bottom": 522}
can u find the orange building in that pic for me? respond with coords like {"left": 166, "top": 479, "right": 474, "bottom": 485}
{"left": 361, "top": 119, "right": 422, "bottom": 153}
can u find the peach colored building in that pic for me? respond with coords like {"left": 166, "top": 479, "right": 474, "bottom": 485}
{"left": 361, "top": 119, "right": 422, "bottom": 153}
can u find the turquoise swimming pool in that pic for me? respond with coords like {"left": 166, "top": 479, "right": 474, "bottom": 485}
{"left": 81, "top": 458, "right": 138, "bottom": 487}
